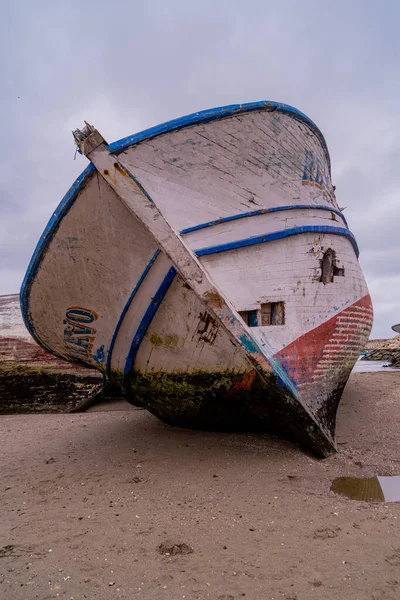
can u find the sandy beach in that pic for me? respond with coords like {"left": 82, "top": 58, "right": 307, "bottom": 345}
{"left": 1, "top": 371, "right": 400, "bottom": 600}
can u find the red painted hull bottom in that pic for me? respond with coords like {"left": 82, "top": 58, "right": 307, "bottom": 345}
{"left": 274, "top": 294, "right": 374, "bottom": 435}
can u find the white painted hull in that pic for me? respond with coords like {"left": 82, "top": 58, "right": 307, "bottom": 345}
{"left": 21, "top": 102, "right": 373, "bottom": 455}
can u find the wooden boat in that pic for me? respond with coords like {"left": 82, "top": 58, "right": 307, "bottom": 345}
{"left": 20, "top": 101, "right": 373, "bottom": 455}
{"left": 0, "top": 293, "right": 102, "bottom": 413}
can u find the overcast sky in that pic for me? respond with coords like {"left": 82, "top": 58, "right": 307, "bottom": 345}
{"left": 1, "top": 0, "right": 399, "bottom": 338}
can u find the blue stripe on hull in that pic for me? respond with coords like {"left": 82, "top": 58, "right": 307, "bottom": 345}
{"left": 20, "top": 163, "right": 96, "bottom": 356}
{"left": 123, "top": 267, "right": 177, "bottom": 388}
{"left": 194, "top": 225, "right": 359, "bottom": 258}
{"left": 106, "top": 250, "right": 160, "bottom": 378}
{"left": 179, "top": 204, "right": 348, "bottom": 235}
{"left": 108, "top": 101, "right": 330, "bottom": 170}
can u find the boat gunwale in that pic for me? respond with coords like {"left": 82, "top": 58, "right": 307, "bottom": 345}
{"left": 108, "top": 101, "right": 331, "bottom": 169}
{"left": 179, "top": 204, "right": 349, "bottom": 234}
{"left": 20, "top": 163, "right": 96, "bottom": 357}
{"left": 193, "top": 225, "right": 359, "bottom": 258}
{"left": 20, "top": 100, "right": 332, "bottom": 357}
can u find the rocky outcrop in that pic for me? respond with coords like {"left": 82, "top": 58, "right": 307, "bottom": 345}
{"left": 362, "top": 348, "right": 400, "bottom": 364}
{"left": 365, "top": 335, "right": 400, "bottom": 351}
{"left": 362, "top": 335, "right": 400, "bottom": 367}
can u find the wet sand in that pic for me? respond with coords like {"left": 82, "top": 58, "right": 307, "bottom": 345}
{"left": 1, "top": 371, "right": 400, "bottom": 600}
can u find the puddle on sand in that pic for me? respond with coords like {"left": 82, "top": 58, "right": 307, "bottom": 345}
{"left": 331, "top": 476, "right": 400, "bottom": 502}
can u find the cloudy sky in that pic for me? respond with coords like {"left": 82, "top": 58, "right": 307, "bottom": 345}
{"left": 1, "top": 0, "right": 398, "bottom": 338}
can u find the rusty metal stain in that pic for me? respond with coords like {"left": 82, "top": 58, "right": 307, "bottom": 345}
{"left": 113, "top": 162, "right": 128, "bottom": 176}
{"left": 203, "top": 291, "right": 224, "bottom": 309}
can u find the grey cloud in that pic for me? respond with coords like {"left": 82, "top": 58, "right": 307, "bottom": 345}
{"left": 1, "top": 0, "right": 399, "bottom": 338}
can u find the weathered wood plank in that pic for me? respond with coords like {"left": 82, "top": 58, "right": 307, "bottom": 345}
{"left": 0, "top": 294, "right": 102, "bottom": 413}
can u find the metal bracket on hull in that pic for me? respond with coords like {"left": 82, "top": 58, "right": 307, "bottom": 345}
{"left": 73, "top": 123, "right": 337, "bottom": 456}
{"left": 73, "top": 122, "right": 108, "bottom": 155}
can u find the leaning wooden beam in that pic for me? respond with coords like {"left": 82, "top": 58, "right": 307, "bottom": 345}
{"left": 0, "top": 294, "right": 102, "bottom": 413}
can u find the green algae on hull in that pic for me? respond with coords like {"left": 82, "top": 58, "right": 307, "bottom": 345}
{"left": 127, "top": 369, "right": 247, "bottom": 424}
{"left": 126, "top": 369, "right": 336, "bottom": 457}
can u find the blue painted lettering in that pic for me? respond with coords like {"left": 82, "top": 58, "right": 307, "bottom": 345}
{"left": 63, "top": 319, "right": 96, "bottom": 337}
{"left": 302, "top": 150, "right": 314, "bottom": 184}
{"left": 302, "top": 150, "right": 329, "bottom": 190}
{"left": 65, "top": 307, "right": 98, "bottom": 324}
{"left": 315, "top": 157, "right": 323, "bottom": 187}
{"left": 63, "top": 306, "right": 98, "bottom": 361}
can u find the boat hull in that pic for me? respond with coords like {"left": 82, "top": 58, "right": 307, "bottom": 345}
{"left": 20, "top": 101, "right": 373, "bottom": 454}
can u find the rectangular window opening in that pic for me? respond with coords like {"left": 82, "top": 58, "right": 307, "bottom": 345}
{"left": 261, "top": 302, "right": 285, "bottom": 326}
{"left": 238, "top": 310, "right": 249, "bottom": 326}
{"left": 238, "top": 310, "right": 259, "bottom": 327}
{"left": 333, "top": 266, "right": 345, "bottom": 277}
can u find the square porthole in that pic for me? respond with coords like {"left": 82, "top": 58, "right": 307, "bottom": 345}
{"left": 261, "top": 302, "right": 285, "bottom": 325}
{"left": 239, "top": 309, "right": 259, "bottom": 327}
{"left": 238, "top": 310, "right": 249, "bottom": 325}
{"left": 333, "top": 266, "right": 345, "bottom": 277}
{"left": 239, "top": 303, "right": 285, "bottom": 326}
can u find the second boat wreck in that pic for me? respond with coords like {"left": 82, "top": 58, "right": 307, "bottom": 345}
{"left": 20, "top": 101, "right": 373, "bottom": 456}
